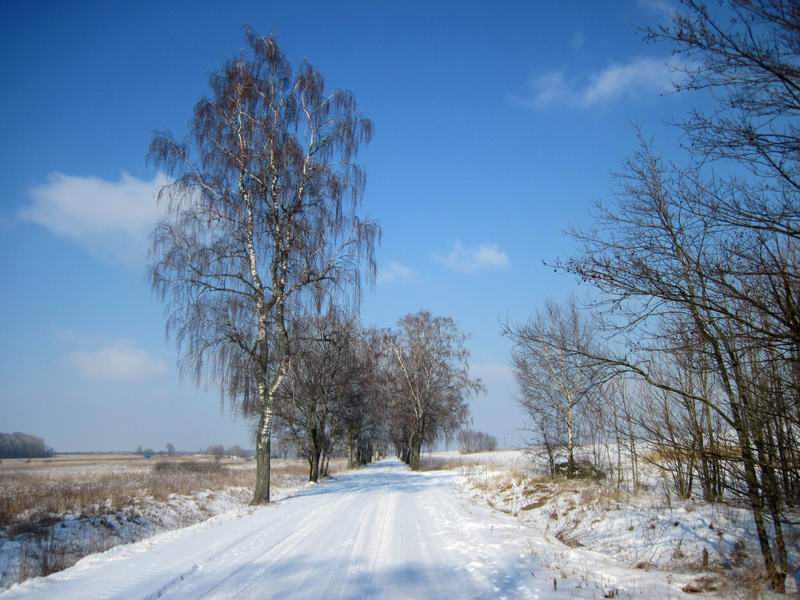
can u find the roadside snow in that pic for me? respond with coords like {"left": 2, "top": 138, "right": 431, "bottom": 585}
{"left": 1, "top": 459, "right": 565, "bottom": 600}
{"left": 455, "top": 462, "right": 799, "bottom": 598}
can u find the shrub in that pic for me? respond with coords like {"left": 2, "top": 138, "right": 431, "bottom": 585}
{"left": 207, "top": 444, "right": 225, "bottom": 459}
{"left": 152, "top": 461, "right": 223, "bottom": 474}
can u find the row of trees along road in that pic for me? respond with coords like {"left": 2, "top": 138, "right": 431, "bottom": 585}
{"left": 148, "top": 30, "right": 481, "bottom": 501}
{"left": 273, "top": 313, "right": 379, "bottom": 481}
{"left": 507, "top": 1, "right": 800, "bottom": 592}
{"left": 272, "top": 310, "right": 482, "bottom": 480}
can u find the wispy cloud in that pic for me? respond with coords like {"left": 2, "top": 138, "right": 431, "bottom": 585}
{"left": 21, "top": 172, "right": 170, "bottom": 264}
{"left": 377, "top": 261, "right": 415, "bottom": 285}
{"left": 437, "top": 242, "right": 509, "bottom": 274}
{"left": 511, "top": 56, "right": 687, "bottom": 111}
{"left": 638, "top": 0, "right": 676, "bottom": 19}
{"left": 67, "top": 340, "right": 167, "bottom": 383}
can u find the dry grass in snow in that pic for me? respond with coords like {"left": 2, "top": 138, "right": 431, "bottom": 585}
{"left": 0, "top": 454, "right": 344, "bottom": 589}
{"left": 426, "top": 449, "right": 799, "bottom": 599}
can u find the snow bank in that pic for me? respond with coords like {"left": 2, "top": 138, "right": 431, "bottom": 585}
{"left": 452, "top": 456, "right": 799, "bottom": 597}
{"left": 0, "top": 486, "right": 261, "bottom": 589}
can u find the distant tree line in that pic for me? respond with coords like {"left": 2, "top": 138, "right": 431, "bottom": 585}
{"left": 0, "top": 432, "right": 53, "bottom": 459}
{"left": 204, "top": 444, "right": 249, "bottom": 459}
{"left": 458, "top": 430, "right": 497, "bottom": 454}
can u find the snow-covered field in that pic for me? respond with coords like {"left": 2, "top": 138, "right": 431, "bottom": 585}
{"left": 426, "top": 449, "right": 533, "bottom": 469}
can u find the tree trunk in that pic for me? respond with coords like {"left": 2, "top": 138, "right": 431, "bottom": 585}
{"left": 309, "top": 448, "right": 321, "bottom": 482}
{"left": 322, "top": 453, "right": 330, "bottom": 477}
{"left": 545, "top": 444, "right": 556, "bottom": 477}
{"left": 409, "top": 433, "right": 423, "bottom": 471}
{"left": 566, "top": 402, "right": 575, "bottom": 477}
{"left": 732, "top": 405, "right": 783, "bottom": 592}
{"left": 757, "top": 436, "right": 788, "bottom": 593}
{"left": 252, "top": 408, "right": 272, "bottom": 504}
{"left": 347, "top": 432, "right": 357, "bottom": 469}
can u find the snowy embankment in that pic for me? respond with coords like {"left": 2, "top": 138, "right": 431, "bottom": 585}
{"left": 0, "top": 486, "right": 254, "bottom": 590}
{"left": 0, "top": 456, "right": 316, "bottom": 591}
{"left": 439, "top": 449, "right": 799, "bottom": 597}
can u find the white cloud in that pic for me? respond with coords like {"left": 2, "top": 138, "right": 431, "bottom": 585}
{"left": 68, "top": 340, "right": 167, "bottom": 383}
{"left": 437, "top": 242, "right": 509, "bottom": 274}
{"left": 511, "top": 56, "right": 687, "bottom": 111}
{"left": 21, "top": 172, "right": 170, "bottom": 264}
{"left": 377, "top": 261, "right": 415, "bottom": 284}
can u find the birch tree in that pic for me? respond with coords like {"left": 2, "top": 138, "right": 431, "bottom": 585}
{"left": 386, "top": 311, "right": 481, "bottom": 470}
{"left": 506, "top": 297, "right": 600, "bottom": 477}
{"left": 148, "top": 30, "right": 378, "bottom": 504}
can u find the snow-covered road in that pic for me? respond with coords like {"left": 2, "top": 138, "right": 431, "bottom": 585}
{"left": 2, "top": 459, "right": 550, "bottom": 599}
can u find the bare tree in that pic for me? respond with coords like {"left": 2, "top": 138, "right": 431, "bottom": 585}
{"left": 556, "top": 144, "right": 796, "bottom": 592}
{"left": 148, "top": 30, "right": 378, "bottom": 504}
{"left": 648, "top": 0, "right": 800, "bottom": 194}
{"left": 385, "top": 311, "right": 482, "bottom": 470}
{"left": 501, "top": 3, "right": 799, "bottom": 590}
{"left": 506, "top": 297, "right": 601, "bottom": 477}
{"left": 275, "top": 312, "right": 356, "bottom": 482}
{"left": 332, "top": 327, "right": 390, "bottom": 468}
{"left": 207, "top": 444, "right": 225, "bottom": 460}
{"left": 226, "top": 444, "right": 244, "bottom": 458}
{"left": 276, "top": 317, "right": 389, "bottom": 477}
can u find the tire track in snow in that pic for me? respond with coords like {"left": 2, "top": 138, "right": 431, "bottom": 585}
{"left": 166, "top": 485, "right": 357, "bottom": 599}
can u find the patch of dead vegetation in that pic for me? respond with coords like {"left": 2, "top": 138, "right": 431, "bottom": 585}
{"left": 0, "top": 456, "right": 344, "bottom": 530}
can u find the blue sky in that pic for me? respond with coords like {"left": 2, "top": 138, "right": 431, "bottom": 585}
{"left": 0, "top": 0, "right": 702, "bottom": 452}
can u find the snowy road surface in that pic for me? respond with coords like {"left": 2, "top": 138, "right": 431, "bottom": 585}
{"left": 2, "top": 459, "right": 549, "bottom": 599}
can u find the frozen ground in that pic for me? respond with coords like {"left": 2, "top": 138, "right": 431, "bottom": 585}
{"left": 1, "top": 458, "right": 617, "bottom": 600}
{"left": 426, "top": 449, "right": 533, "bottom": 468}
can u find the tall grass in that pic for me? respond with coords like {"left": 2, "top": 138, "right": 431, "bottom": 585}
{"left": 0, "top": 457, "right": 343, "bottom": 529}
